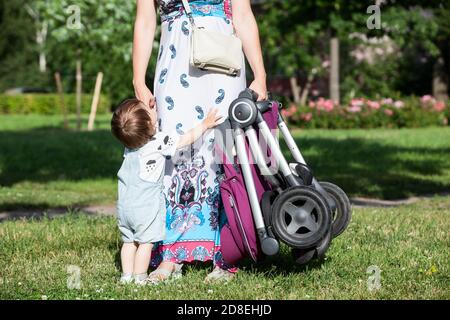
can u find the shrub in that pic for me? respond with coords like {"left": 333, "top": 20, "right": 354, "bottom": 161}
{"left": 0, "top": 94, "right": 111, "bottom": 115}
{"left": 282, "top": 96, "right": 449, "bottom": 129}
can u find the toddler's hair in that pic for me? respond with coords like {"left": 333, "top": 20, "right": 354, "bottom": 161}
{"left": 111, "top": 99, "right": 156, "bottom": 149}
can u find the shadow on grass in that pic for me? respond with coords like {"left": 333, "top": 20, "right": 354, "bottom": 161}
{"left": 0, "top": 127, "right": 122, "bottom": 186}
{"left": 0, "top": 127, "right": 449, "bottom": 206}
{"left": 288, "top": 136, "right": 450, "bottom": 199}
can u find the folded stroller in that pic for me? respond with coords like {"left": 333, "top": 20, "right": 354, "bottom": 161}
{"left": 215, "top": 89, "right": 352, "bottom": 265}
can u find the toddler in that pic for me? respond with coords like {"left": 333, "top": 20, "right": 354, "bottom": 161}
{"left": 111, "top": 98, "right": 222, "bottom": 284}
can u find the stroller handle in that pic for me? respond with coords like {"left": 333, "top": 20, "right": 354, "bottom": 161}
{"left": 240, "top": 88, "right": 282, "bottom": 115}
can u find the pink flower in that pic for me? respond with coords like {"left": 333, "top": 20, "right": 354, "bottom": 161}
{"left": 384, "top": 109, "right": 394, "bottom": 116}
{"left": 382, "top": 98, "right": 394, "bottom": 105}
{"left": 347, "top": 106, "right": 362, "bottom": 113}
{"left": 368, "top": 101, "right": 381, "bottom": 110}
{"left": 322, "top": 60, "right": 331, "bottom": 69}
{"left": 282, "top": 105, "right": 297, "bottom": 117}
{"left": 309, "top": 101, "right": 316, "bottom": 108}
{"left": 317, "top": 98, "right": 334, "bottom": 112}
{"left": 300, "top": 112, "right": 313, "bottom": 122}
{"left": 434, "top": 101, "right": 446, "bottom": 112}
{"left": 394, "top": 101, "right": 405, "bottom": 109}
{"left": 351, "top": 99, "right": 364, "bottom": 107}
{"left": 421, "top": 95, "right": 434, "bottom": 104}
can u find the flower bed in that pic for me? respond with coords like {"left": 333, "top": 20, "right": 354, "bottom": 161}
{"left": 282, "top": 96, "right": 449, "bottom": 129}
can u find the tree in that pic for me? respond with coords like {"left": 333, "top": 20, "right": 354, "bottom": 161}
{"left": 24, "top": 1, "right": 50, "bottom": 73}
{"left": 258, "top": 0, "right": 368, "bottom": 104}
{"left": 0, "top": 0, "right": 47, "bottom": 91}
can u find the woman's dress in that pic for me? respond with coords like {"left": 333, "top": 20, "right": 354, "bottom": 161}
{"left": 151, "top": 0, "right": 246, "bottom": 268}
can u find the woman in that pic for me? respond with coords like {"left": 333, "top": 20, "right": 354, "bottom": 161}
{"left": 132, "top": 0, "right": 268, "bottom": 283}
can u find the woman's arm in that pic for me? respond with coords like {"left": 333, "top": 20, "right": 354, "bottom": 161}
{"left": 232, "top": 0, "right": 268, "bottom": 101}
{"left": 133, "top": 0, "right": 157, "bottom": 107}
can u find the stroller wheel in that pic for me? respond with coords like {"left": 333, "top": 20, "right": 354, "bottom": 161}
{"left": 292, "top": 231, "right": 332, "bottom": 265}
{"left": 272, "top": 186, "right": 331, "bottom": 250}
{"left": 315, "top": 230, "right": 332, "bottom": 260}
{"left": 320, "top": 182, "right": 352, "bottom": 238}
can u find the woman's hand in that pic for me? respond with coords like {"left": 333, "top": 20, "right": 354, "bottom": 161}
{"left": 134, "top": 82, "right": 156, "bottom": 108}
{"left": 249, "top": 77, "right": 268, "bottom": 101}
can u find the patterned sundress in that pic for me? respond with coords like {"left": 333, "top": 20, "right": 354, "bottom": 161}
{"left": 151, "top": 0, "right": 247, "bottom": 268}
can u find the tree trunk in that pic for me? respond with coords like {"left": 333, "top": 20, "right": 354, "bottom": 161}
{"left": 76, "top": 53, "right": 83, "bottom": 130}
{"left": 54, "top": 72, "right": 68, "bottom": 129}
{"left": 36, "top": 22, "right": 48, "bottom": 73}
{"left": 289, "top": 76, "right": 301, "bottom": 104}
{"left": 433, "top": 57, "right": 449, "bottom": 102}
{"left": 87, "top": 72, "right": 104, "bottom": 131}
{"left": 330, "top": 37, "right": 340, "bottom": 105}
{"left": 300, "top": 72, "right": 315, "bottom": 106}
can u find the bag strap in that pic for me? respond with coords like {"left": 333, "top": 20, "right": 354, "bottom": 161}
{"left": 181, "top": 0, "right": 196, "bottom": 27}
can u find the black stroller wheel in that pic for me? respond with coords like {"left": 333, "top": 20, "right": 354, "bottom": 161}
{"left": 292, "top": 231, "right": 331, "bottom": 265}
{"left": 272, "top": 186, "right": 331, "bottom": 250}
{"left": 315, "top": 230, "right": 332, "bottom": 260}
{"left": 320, "top": 182, "right": 352, "bottom": 238}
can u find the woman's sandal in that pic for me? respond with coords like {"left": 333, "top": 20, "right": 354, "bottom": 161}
{"left": 145, "top": 263, "right": 183, "bottom": 285}
{"left": 204, "top": 266, "right": 237, "bottom": 284}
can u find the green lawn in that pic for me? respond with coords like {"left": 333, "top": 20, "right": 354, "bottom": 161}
{"left": 0, "top": 114, "right": 449, "bottom": 300}
{"left": 0, "top": 197, "right": 448, "bottom": 300}
{"left": 0, "top": 114, "right": 449, "bottom": 211}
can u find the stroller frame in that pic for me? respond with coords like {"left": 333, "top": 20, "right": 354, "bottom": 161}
{"left": 223, "top": 89, "right": 345, "bottom": 258}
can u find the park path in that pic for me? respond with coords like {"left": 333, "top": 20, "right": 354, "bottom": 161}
{"left": 1, "top": 193, "right": 449, "bottom": 222}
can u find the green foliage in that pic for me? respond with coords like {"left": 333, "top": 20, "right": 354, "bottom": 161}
{"left": 259, "top": 1, "right": 448, "bottom": 99}
{"left": 0, "top": 0, "right": 48, "bottom": 91}
{"left": 0, "top": 1, "right": 160, "bottom": 105}
{"left": 0, "top": 94, "right": 111, "bottom": 115}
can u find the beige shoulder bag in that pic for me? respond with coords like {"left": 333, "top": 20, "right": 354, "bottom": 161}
{"left": 181, "top": 0, "right": 243, "bottom": 76}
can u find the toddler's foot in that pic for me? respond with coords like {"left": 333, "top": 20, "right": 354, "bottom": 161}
{"left": 133, "top": 273, "right": 149, "bottom": 286}
{"left": 119, "top": 273, "right": 133, "bottom": 284}
{"left": 204, "top": 266, "right": 237, "bottom": 284}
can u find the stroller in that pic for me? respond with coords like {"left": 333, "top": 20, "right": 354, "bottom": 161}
{"left": 215, "top": 89, "right": 352, "bottom": 266}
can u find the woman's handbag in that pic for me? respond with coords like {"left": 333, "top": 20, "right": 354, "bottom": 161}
{"left": 181, "top": 0, "right": 243, "bottom": 76}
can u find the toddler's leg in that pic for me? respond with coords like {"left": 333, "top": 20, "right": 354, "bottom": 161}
{"left": 121, "top": 242, "right": 138, "bottom": 278}
{"left": 134, "top": 243, "right": 153, "bottom": 277}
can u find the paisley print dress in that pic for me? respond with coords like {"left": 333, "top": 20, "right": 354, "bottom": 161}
{"left": 151, "top": 0, "right": 246, "bottom": 268}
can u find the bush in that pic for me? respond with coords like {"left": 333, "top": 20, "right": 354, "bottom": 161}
{"left": 282, "top": 96, "right": 449, "bottom": 129}
{"left": 0, "top": 94, "right": 111, "bottom": 115}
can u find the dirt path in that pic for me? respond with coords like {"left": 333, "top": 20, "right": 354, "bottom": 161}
{"left": 1, "top": 193, "right": 449, "bottom": 222}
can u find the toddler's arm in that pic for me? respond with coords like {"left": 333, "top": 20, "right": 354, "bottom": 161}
{"left": 177, "top": 109, "right": 223, "bottom": 149}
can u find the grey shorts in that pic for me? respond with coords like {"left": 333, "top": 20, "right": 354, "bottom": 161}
{"left": 118, "top": 204, "right": 166, "bottom": 244}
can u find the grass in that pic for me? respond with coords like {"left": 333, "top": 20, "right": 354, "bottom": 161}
{"left": 0, "top": 115, "right": 449, "bottom": 212}
{"left": 0, "top": 114, "right": 449, "bottom": 300}
{"left": 0, "top": 196, "right": 448, "bottom": 300}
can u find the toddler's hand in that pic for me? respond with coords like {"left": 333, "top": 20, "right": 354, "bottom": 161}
{"left": 203, "top": 108, "right": 223, "bottom": 129}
